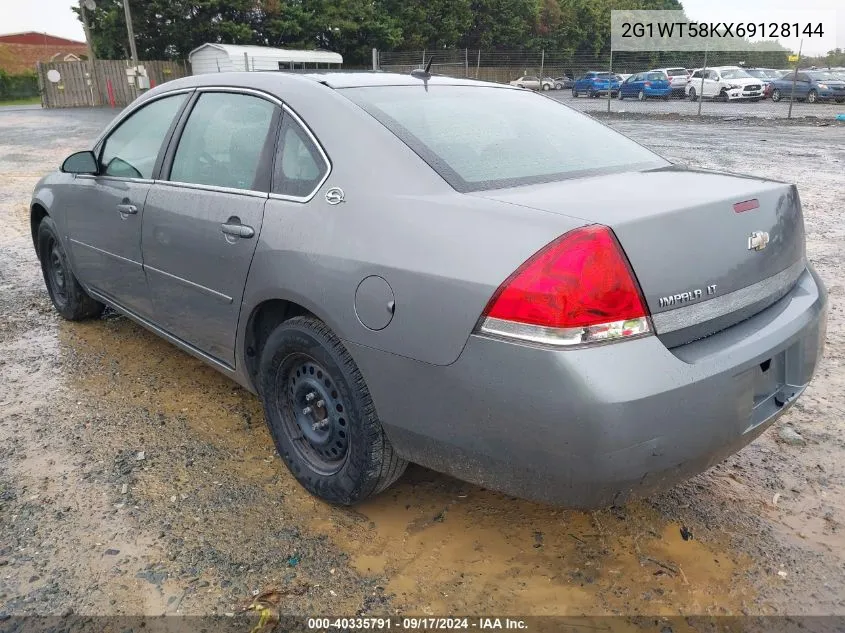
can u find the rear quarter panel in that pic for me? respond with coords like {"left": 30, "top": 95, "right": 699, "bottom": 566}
{"left": 239, "top": 86, "right": 586, "bottom": 367}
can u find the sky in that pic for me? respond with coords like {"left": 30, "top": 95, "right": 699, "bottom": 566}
{"left": 1, "top": 0, "right": 842, "bottom": 56}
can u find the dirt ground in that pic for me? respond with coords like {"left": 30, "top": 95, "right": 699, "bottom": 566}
{"left": 0, "top": 107, "right": 843, "bottom": 623}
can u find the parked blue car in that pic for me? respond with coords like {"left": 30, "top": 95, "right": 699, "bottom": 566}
{"left": 572, "top": 72, "right": 621, "bottom": 98}
{"left": 618, "top": 71, "right": 672, "bottom": 101}
{"left": 769, "top": 70, "right": 845, "bottom": 103}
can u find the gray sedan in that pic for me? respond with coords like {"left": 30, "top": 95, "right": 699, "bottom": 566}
{"left": 31, "top": 72, "right": 827, "bottom": 507}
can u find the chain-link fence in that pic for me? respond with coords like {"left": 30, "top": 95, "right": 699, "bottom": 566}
{"left": 374, "top": 49, "right": 845, "bottom": 120}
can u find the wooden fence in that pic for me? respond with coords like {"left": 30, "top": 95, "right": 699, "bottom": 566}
{"left": 36, "top": 59, "right": 190, "bottom": 108}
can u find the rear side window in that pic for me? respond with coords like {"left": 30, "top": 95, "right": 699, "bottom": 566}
{"left": 272, "top": 114, "right": 329, "bottom": 199}
{"left": 100, "top": 93, "right": 187, "bottom": 179}
{"left": 170, "top": 92, "right": 277, "bottom": 191}
{"left": 343, "top": 85, "right": 666, "bottom": 192}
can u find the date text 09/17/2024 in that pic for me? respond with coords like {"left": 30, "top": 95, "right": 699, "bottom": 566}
{"left": 306, "top": 617, "right": 529, "bottom": 630}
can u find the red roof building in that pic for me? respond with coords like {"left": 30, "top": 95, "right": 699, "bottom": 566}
{"left": 0, "top": 32, "right": 88, "bottom": 74}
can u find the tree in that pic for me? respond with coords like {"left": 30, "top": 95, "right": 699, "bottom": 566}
{"left": 376, "top": 0, "right": 473, "bottom": 50}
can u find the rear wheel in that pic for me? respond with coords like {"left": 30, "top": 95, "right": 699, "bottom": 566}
{"left": 571, "top": 87, "right": 578, "bottom": 97}
{"left": 588, "top": 89, "right": 596, "bottom": 98}
{"left": 836, "top": 98, "right": 844, "bottom": 103}
{"left": 807, "top": 89, "right": 818, "bottom": 103}
{"left": 259, "top": 316, "right": 407, "bottom": 505}
{"left": 618, "top": 90, "right": 625, "bottom": 100}
{"left": 771, "top": 88, "right": 782, "bottom": 102}
{"left": 688, "top": 87, "right": 697, "bottom": 101}
{"left": 718, "top": 89, "right": 729, "bottom": 102}
{"left": 637, "top": 90, "right": 645, "bottom": 101}
{"left": 542, "top": 83, "right": 550, "bottom": 91}
{"left": 37, "top": 216, "right": 104, "bottom": 321}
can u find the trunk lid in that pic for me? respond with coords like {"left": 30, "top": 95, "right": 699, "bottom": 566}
{"left": 472, "top": 167, "right": 806, "bottom": 347}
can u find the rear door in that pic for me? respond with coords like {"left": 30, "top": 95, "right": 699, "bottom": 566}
{"left": 142, "top": 89, "right": 281, "bottom": 366}
{"left": 66, "top": 92, "right": 189, "bottom": 317}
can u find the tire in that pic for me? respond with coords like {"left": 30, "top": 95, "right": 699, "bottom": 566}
{"left": 571, "top": 88, "right": 578, "bottom": 98}
{"left": 555, "top": 83, "right": 562, "bottom": 90}
{"left": 37, "top": 215, "right": 104, "bottom": 321}
{"left": 662, "top": 93, "right": 670, "bottom": 101}
{"left": 542, "top": 83, "right": 550, "bottom": 91}
{"left": 637, "top": 90, "right": 645, "bottom": 101}
{"left": 807, "top": 89, "right": 818, "bottom": 103}
{"left": 771, "top": 89, "right": 782, "bottom": 102}
{"left": 618, "top": 90, "right": 625, "bottom": 100}
{"left": 259, "top": 316, "right": 407, "bottom": 505}
{"left": 687, "top": 87, "right": 697, "bottom": 101}
{"left": 718, "top": 90, "right": 729, "bottom": 102}
{"left": 588, "top": 89, "right": 596, "bottom": 98}
{"left": 836, "top": 98, "right": 844, "bottom": 103}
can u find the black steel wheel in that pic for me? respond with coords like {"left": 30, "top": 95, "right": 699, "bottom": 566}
{"left": 277, "top": 354, "right": 350, "bottom": 474}
{"left": 37, "top": 215, "right": 104, "bottom": 321}
{"left": 259, "top": 316, "right": 407, "bottom": 504}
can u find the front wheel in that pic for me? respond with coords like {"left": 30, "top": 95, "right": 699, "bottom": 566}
{"left": 637, "top": 90, "right": 645, "bottom": 101}
{"left": 259, "top": 316, "right": 407, "bottom": 505}
{"left": 542, "top": 83, "right": 550, "bottom": 91}
{"left": 718, "top": 90, "right": 729, "bottom": 102}
{"left": 807, "top": 89, "right": 818, "bottom": 103}
{"left": 37, "top": 216, "right": 104, "bottom": 321}
{"left": 688, "top": 87, "right": 697, "bottom": 101}
{"left": 618, "top": 90, "right": 625, "bottom": 100}
{"left": 571, "top": 88, "right": 578, "bottom": 98}
{"left": 771, "top": 88, "right": 782, "bottom": 102}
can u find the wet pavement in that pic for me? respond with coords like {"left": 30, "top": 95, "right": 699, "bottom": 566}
{"left": 1, "top": 107, "right": 843, "bottom": 620}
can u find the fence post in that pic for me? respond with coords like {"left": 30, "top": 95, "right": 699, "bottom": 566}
{"left": 788, "top": 40, "right": 803, "bottom": 120}
{"left": 372, "top": 48, "right": 378, "bottom": 70}
{"left": 697, "top": 46, "right": 708, "bottom": 117}
{"left": 540, "top": 49, "right": 545, "bottom": 91}
{"left": 476, "top": 49, "right": 481, "bottom": 79}
{"left": 244, "top": 52, "right": 249, "bottom": 72}
{"left": 465, "top": 48, "right": 469, "bottom": 77}
{"left": 607, "top": 49, "right": 612, "bottom": 113}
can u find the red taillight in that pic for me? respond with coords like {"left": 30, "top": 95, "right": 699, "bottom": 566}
{"left": 644, "top": 81, "right": 652, "bottom": 87}
{"left": 478, "top": 226, "right": 652, "bottom": 347}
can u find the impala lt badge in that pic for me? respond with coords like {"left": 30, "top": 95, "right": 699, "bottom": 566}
{"left": 748, "top": 231, "right": 770, "bottom": 251}
{"left": 658, "top": 284, "right": 717, "bottom": 308}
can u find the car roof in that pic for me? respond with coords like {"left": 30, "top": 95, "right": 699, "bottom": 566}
{"left": 300, "top": 71, "right": 504, "bottom": 89}
{"left": 143, "top": 71, "right": 510, "bottom": 98}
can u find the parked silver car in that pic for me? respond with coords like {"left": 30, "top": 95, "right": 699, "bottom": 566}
{"left": 32, "top": 72, "right": 827, "bottom": 507}
{"left": 509, "top": 75, "right": 554, "bottom": 91}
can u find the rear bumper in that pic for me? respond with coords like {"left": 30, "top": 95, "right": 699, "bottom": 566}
{"left": 349, "top": 265, "right": 827, "bottom": 508}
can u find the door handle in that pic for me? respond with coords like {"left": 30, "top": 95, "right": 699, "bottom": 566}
{"left": 221, "top": 222, "right": 255, "bottom": 239}
{"left": 116, "top": 203, "right": 138, "bottom": 215}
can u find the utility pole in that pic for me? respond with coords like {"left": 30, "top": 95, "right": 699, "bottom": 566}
{"left": 123, "top": 0, "right": 138, "bottom": 67}
{"left": 79, "top": 0, "right": 100, "bottom": 105}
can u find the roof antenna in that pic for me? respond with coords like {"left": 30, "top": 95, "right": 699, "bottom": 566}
{"left": 411, "top": 55, "right": 434, "bottom": 85}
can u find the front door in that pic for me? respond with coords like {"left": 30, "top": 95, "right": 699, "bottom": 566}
{"left": 66, "top": 92, "right": 189, "bottom": 317}
{"left": 142, "top": 90, "right": 280, "bottom": 366}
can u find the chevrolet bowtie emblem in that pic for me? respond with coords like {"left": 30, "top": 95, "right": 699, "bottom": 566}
{"left": 748, "top": 231, "right": 770, "bottom": 251}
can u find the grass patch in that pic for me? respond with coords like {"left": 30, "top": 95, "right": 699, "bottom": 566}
{"left": 0, "top": 96, "right": 41, "bottom": 106}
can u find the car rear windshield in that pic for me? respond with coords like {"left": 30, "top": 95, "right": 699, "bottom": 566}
{"left": 665, "top": 69, "right": 687, "bottom": 76}
{"left": 342, "top": 85, "right": 667, "bottom": 192}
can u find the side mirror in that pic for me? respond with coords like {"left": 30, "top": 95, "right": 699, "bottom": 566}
{"left": 61, "top": 150, "right": 99, "bottom": 175}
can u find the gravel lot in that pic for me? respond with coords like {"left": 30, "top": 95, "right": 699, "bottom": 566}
{"left": 550, "top": 91, "right": 845, "bottom": 119}
{"left": 0, "top": 106, "right": 843, "bottom": 622}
